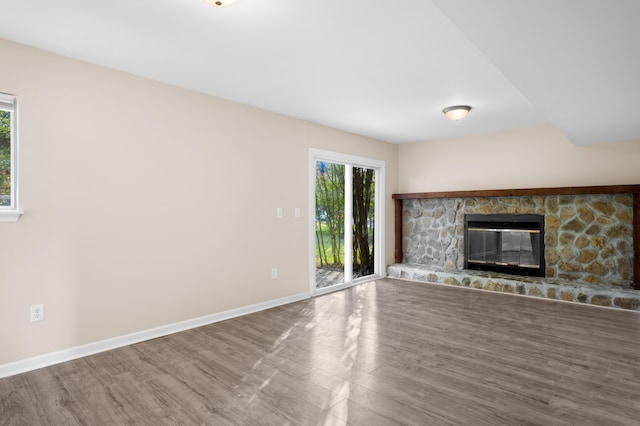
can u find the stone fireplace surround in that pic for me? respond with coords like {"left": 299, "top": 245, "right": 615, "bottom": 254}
{"left": 388, "top": 185, "right": 640, "bottom": 310}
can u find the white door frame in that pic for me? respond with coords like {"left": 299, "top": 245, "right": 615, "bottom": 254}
{"left": 309, "top": 149, "right": 385, "bottom": 296}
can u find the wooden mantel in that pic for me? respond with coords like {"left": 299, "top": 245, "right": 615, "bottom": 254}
{"left": 392, "top": 184, "right": 640, "bottom": 290}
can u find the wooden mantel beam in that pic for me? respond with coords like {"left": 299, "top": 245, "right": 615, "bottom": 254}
{"left": 392, "top": 184, "right": 640, "bottom": 200}
{"left": 392, "top": 184, "right": 640, "bottom": 290}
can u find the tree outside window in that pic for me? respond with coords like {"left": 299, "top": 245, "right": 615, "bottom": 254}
{"left": 0, "top": 108, "right": 11, "bottom": 206}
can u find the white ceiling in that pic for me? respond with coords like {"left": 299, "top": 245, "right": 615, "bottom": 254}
{"left": 0, "top": 0, "right": 638, "bottom": 145}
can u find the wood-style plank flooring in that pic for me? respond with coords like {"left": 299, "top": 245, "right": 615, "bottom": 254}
{"left": 1, "top": 278, "right": 640, "bottom": 425}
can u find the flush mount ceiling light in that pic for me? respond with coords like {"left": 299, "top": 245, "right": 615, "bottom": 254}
{"left": 443, "top": 105, "right": 471, "bottom": 121}
{"left": 205, "top": 0, "right": 236, "bottom": 6}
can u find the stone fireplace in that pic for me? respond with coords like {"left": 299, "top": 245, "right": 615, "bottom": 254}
{"left": 400, "top": 194, "right": 633, "bottom": 287}
{"left": 388, "top": 185, "right": 640, "bottom": 310}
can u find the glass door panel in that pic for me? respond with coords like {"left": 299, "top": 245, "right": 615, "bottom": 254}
{"left": 352, "top": 166, "right": 376, "bottom": 280}
{"left": 315, "top": 161, "right": 345, "bottom": 289}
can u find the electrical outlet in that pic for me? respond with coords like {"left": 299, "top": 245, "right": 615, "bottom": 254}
{"left": 271, "top": 268, "right": 278, "bottom": 279}
{"left": 30, "top": 304, "right": 44, "bottom": 322}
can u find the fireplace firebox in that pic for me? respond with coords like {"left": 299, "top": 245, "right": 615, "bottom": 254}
{"left": 464, "top": 214, "right": 545, "bottom": 277}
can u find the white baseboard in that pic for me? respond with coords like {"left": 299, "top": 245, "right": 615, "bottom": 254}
{"left": 0, "top": 291, "right": 311, "bottom": 379}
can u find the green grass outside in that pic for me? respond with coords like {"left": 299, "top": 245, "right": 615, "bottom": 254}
{"left": 315, "top": 222, "right": 344, "bottom": 267}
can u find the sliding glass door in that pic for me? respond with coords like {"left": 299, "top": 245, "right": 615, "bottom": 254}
{"left": 310, "top": 150, "right": 384, "bottom": 293}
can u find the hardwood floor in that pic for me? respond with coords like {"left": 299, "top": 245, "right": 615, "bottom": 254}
{"left": 2, "top": 278, "right": 640, "bottom": 425}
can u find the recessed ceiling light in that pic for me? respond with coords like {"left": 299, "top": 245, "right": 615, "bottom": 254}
{"left": 205, "top": 0, "right": 236, "bottom": 7}
{"left": 443, "top": 105, "right": 471, "bottom": 121}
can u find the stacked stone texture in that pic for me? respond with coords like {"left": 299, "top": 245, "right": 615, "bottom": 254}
{"left": 386, "top": 264, "right": 640, "bottom": 310}
{"left": 402, "top": 194, "right": 633, "bottom": 289}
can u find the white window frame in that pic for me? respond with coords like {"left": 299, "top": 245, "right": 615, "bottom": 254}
{"left": 309, "top": 148, "right": 385, "bottom": 296}
{"left": 0, "top": 93, "right": 22, "bottom": 222}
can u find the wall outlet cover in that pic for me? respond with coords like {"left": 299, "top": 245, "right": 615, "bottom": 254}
{"left": 30, "top": 304, "right": 45, "bottom": 322}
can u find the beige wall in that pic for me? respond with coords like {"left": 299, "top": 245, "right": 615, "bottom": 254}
{"left": 398, "top": 125, "right": 640, "bottom": 193}
{"left": 0, "top": 39, "right": 398, "bottom": 366}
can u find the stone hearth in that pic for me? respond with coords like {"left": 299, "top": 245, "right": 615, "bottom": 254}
{"left": 387, "top": 263, "right": 640, "bottom": 310}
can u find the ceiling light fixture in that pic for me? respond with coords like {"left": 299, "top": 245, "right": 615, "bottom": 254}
{"left": 443, "top": 105, "right": 471, "bottom": 121}
{"left": 205, "top": 0, "right": 236, "bottom": 6}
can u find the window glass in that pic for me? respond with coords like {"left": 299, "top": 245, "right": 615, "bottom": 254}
{"left": 0, "top": 93, "right": 17, "bottom": 211}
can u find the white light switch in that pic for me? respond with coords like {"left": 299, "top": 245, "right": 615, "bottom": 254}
{"left": 277, "top": 208, "right": 283, "bottom": 218}
{"left": 294, "top": 207, "right": 300, "bottom": 218}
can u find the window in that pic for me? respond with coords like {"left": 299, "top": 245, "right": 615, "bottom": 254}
{"left": 0, "top": 93, "right": 21, "bottom": 222}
